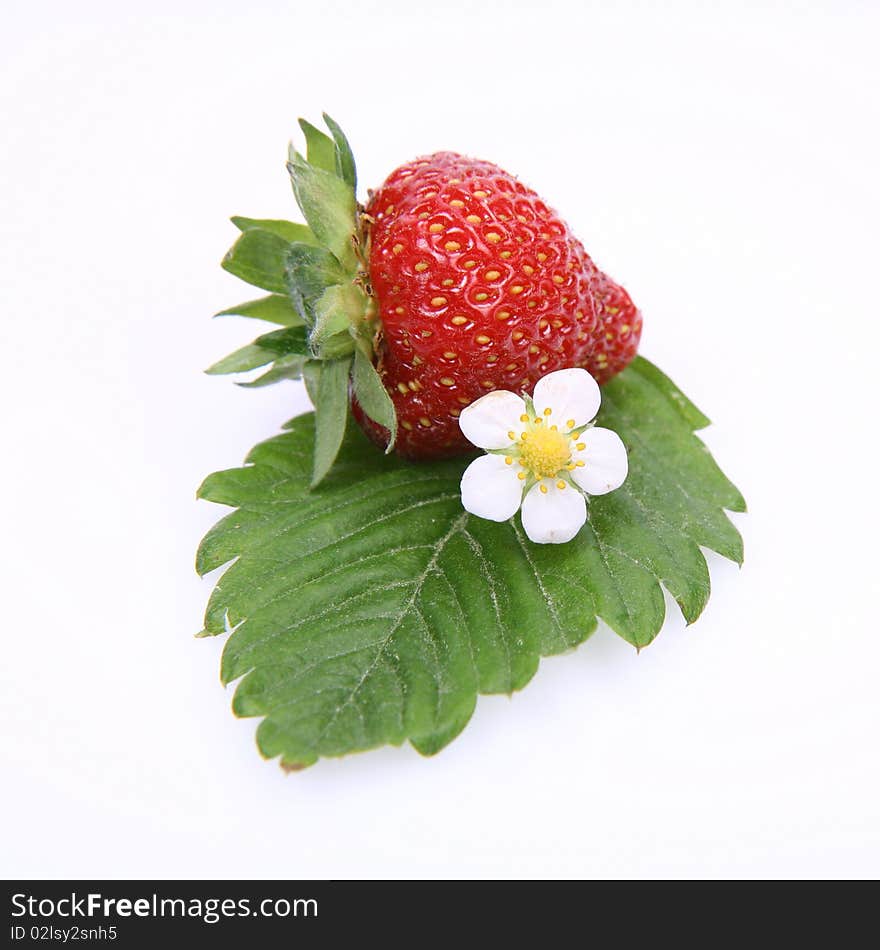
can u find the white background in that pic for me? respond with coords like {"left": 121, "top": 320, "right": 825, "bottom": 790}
{"left": 2, "top": 0, "right": 878, "bottom": 879}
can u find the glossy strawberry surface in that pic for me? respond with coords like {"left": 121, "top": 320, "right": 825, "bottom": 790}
{"left": 584, "top": 272, "right": 643, "bottom": 384}
{"left": 358, "top": 152, "right": 638, "bottom": 458}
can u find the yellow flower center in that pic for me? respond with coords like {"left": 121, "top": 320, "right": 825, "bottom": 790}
{"left": 519, "top": 425, "right": 572, "bottom": 478}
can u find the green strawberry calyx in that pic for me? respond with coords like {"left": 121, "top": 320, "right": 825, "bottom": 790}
{"left": 207, "top": 114, "right": 396, "bottom": 486}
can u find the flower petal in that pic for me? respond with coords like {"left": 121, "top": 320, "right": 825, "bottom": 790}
{"left": 458, "top": 390, "right": 526, "bottom": 449}
{"left": 532, "top": 368, "right": 600, "bottom": 429}
{"left": 571, "top": 426, "right": 628, "bottom": 495}
{"left": 520, "top": 480, "right": 586, "bottom": 544}
{"left": 460, "top": 454, "right": 523, "bottom": 522}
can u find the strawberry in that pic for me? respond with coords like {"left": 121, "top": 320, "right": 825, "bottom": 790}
{"left": 214, "top": 116, "right": 642, "bottom": 482}
{"left": 584, "top": 272, "right": 643, "bottom": 384}
{"left": 358, "top": 152, "right": 606, "bottom": 459}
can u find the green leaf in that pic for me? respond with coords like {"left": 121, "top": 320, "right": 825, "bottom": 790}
{"left": 253, "top": 325, "right": 310, "bottom": 357}
{"left": 207, "top": 326, "right": 308, "bottom": 379}
{"left": 231, "top": 216, "right": 317, "bottom": 246}
{"left": 285, "top": 242, "right": 347, "bottom": 326}
{"left": 309, "top": 356, "right": 353, "bottom": 487}
{"left": 310, "top": 285, "right": 355, "bottom": 346}
{"left": 322, "top": 113, "right": 357, "bottom": 191}
{"left": 196, "top": 357, "right": 744, "bottom": 767}
{"left": 309, "top": 284, "right": 369, "bottom": 361}
{"left": 352, "top": 349, "right": 397, "bottom": 451}
{"left": 301, "top": 359, "right": 322, "bottom": 405}
{"left": 205, "top": 343, "right": 275, "bottom": 375}
{"left": 221, "top": 228, "right": 291, "bottom": 294}
{"left": 287, "top": 152, "right": 357, "bottom": 269}
{"left": 236, "top": 355, "right": 305, "bottom": 388}
{"left": 215, "top": 294, "right": 304, "bottom": 327}
{"left": 297, "top": 119, "right": 337, "bottom": 176}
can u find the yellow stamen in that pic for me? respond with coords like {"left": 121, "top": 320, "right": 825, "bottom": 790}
{"left": 518, "top": 426, "right": 572, "bottom": 478}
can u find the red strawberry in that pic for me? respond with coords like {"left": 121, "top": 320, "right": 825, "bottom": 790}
{"left": 357, "top": 152, "right": 605, "bottom": 460}
{"left": 218, "top": 119, "right": 643, "bottom": 477}
{"left": 584, "top": 272, "right": 643, "bottom": 384}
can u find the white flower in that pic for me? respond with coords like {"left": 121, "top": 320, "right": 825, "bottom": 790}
{"left": 458, "top": 368, "right": 628, "bottom": 544}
